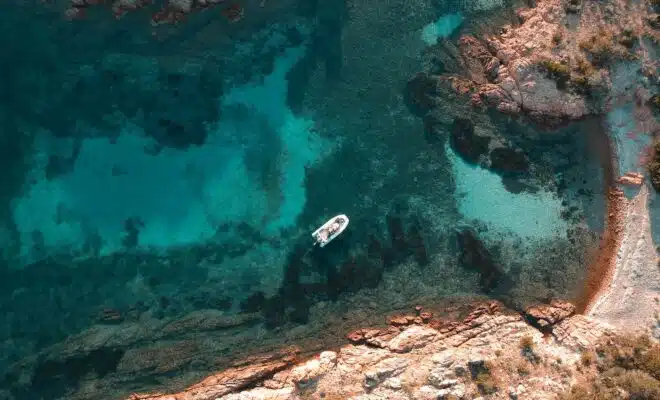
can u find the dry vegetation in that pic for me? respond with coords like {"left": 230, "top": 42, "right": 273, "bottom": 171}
{"left": 578, "top": 26, "right": 636, "bottom": 66}
{"left": 560, "top": 335, "right": 660, "bottom": 400}
{"left": 646, "top": 139, "right": 660, "bottom": 191}
{"left": 472, "top": 361, "right": 500, "bottom": 395}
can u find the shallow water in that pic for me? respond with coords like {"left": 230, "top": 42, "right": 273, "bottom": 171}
{"left": 0, "top": 1, "right": 610, "bottom": 398}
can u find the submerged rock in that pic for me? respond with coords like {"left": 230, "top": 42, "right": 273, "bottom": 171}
{"left": 404, "top": 73, "right": 441, "bottom": 117}
{"left": 489, "top": 147, "right": 530, "bottom": 174}
{"left": 455, "top": 228, "right": 504, "bottom": 292}
{"left": 449, "top": 118, "right": 491, "bottom": 165}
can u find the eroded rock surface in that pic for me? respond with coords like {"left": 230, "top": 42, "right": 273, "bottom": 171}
{"left": 414, "top": 0, "right": 658, "bottom": 127}
{"left": 524, "top": 299, "right": 576, "bottom": 332}
{"left": 126, "top": 301, "right": 616, "bottom": 400}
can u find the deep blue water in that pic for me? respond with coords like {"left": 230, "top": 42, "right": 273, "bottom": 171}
{"left": 0, "top": 1, "right": 613, "bottom": 398}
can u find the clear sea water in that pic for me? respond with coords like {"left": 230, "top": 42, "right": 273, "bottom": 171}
{"left": 0, "top": 1, "right": 634, "bottom": 398}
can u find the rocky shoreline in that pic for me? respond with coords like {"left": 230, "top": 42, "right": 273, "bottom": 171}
{"left": 3, "top": 0, "right": 658, "bottom": 399}
{"left": 118, "top": 0, "right": 659, "bottom": 398}
{"left": 126, "top": 300, "right": 597, "bottom": 400}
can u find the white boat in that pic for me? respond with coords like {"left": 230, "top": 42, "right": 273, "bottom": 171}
{"left": 312, "top": 214, "right": 349, "bottom": 247}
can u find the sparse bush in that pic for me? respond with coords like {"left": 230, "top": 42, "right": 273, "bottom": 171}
{"left": 520, "top": 335, "right": 535, "bottom": 351}
{"left": 597, "top": 334, "right": 660, "bottom": 377}
{"left": 553, "top": 31, "right": 563, "bottom": 45}
{"left": 475, "top": 371, "right": 498, "bottom": 394}
{"left": 566, "top": 0, "right": 581, "bottom": 13}
{"left": 516, "top": 360, "right": 531, "bottom": 376}
{"left": 576, "top": 57, "right": 594, "bottom": 75}
{"left": 608, "top": 369, "right": 660, "bottom": 399}
{"left": 618, "top": 29, "right": 637, "bottom": 48}
{"left": 651, "top": 95, "right": 660, "bottom": 111}
{"left": 519, "top": 335, "right": 542, "bottom": 363}
{"left": 561, "top": 335, "right": 660, "bottom": 399}
{"left": 581, "top": 350, "right": 595, "bottom": 366}
{"left": 559, "top": 385, "right": 593, "bottom": 400}
{"left": 571, "top": 76, "right": 589, "bottom": 92}
{"left": 579, "top": 29, "right": 619, "bottom": 65}
{"left": 540, "top": 60, "right": 571, "bottom": 83}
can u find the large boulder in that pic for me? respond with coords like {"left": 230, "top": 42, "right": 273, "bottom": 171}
{"left": 524, "top": 299, "right": 576, "bottom": 332}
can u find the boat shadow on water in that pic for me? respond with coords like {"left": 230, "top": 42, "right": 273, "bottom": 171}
{"left": 243, "top": 208, "right": 536, "bottom": 330}
{"left": 241, "top": 213, "right": 440, "bottom": 329}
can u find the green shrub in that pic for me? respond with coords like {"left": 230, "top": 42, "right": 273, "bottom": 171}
{"left": 541, "top": 60, "right": 571, "bottom": 82}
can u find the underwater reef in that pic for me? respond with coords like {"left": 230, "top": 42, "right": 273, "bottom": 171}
{"left": 0, "top": 0, "right": 658, "bottom": 399}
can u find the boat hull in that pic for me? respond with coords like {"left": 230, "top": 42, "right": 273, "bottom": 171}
{"left": 312, "top": 214, "right": 349, "bottom": 247}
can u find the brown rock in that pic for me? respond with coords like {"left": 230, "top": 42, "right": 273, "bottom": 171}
{"left": 388, "top": 315, "right": 412, "bottom": 326}
{"left": 524, "top": 300, "right": 576, "bottom": 331}
{"left": 616, "top": 172, "right": 644, "bottom": 186}
{"left": 420, "top": 312, "right": 433, "bottom": 322}
{"left": 129, "top": 347, "right": 299, "bottom": 399}
{"left": 387, "top": 325, "right": 438, "bottom": 353}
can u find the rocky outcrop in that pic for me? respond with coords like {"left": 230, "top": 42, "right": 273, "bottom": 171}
{"left": 125, "top": 301, "right": 616, "bottom": 400}
{"left": 129, "top": 347, "right": 301, "bottom": 400}
{"left": 524, "top": 299, "right": 576, "bottom": 332}
{"left": 2, "top": 311, "right": 265, "bottom": 399}
{"left": 616, "top": 171, "right": 645, "bottom": 186}
{"left": 414, "top": 0, "right": 658, "bottom": 127}
{"left": 404, "top": 73, "right": 443, "bottom": 118}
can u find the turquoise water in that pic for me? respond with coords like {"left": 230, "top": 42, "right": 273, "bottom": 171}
{"left": 421, "top": 13, "right": 464, "bottom": 45}
{"left": 12, "top": 45, "right": 330, "bottom": 262}
{"left": 0, "top": 2, "right": 609, "bottom": 398}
